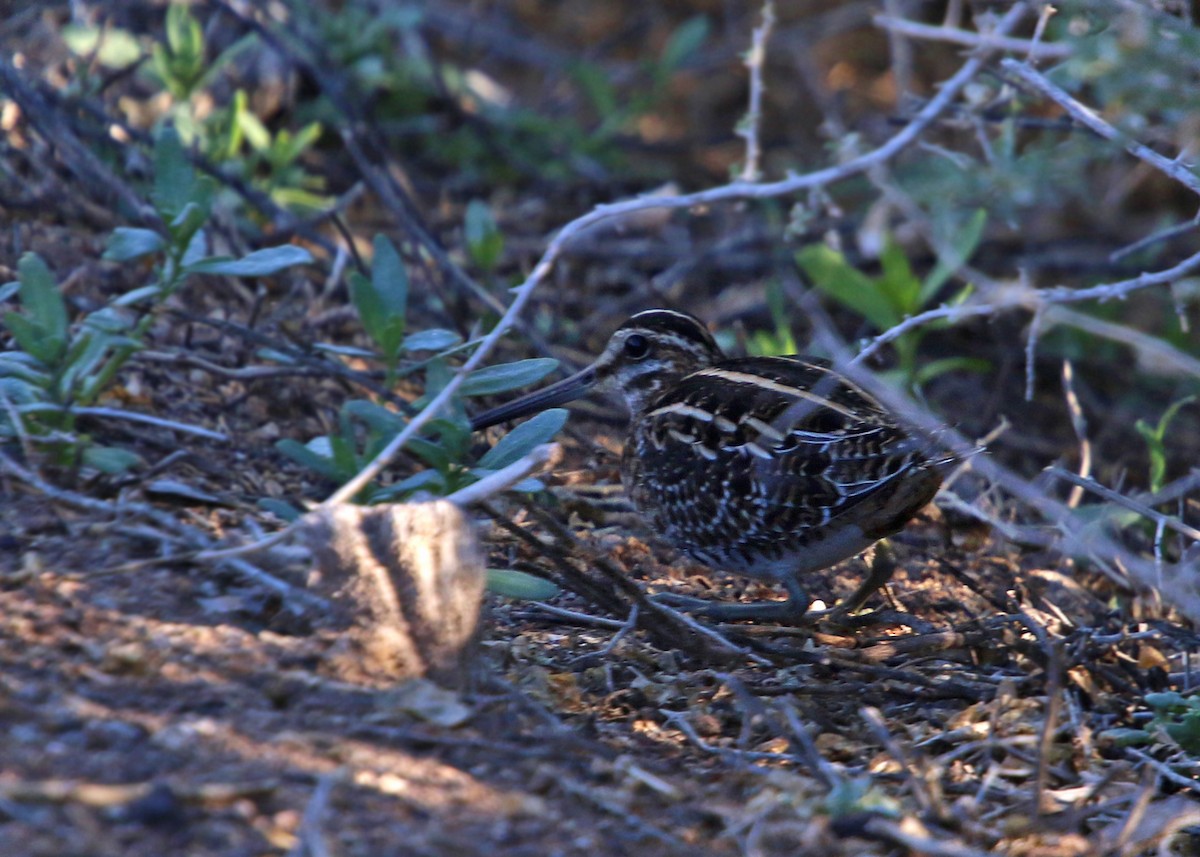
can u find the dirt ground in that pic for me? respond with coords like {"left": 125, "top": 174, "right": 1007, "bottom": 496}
{"left": 3, "top": 2, "right": 1200, "bottom": 855}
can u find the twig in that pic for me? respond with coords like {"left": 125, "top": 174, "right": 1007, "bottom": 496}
{"left": 1044, "top": 467, "right": 1200, "bottom": 544}
{"left": 860, "top": 705, "right": 935, "bottom": 816}
{"left": 1060, "top": 361, "right": 1091, "bottom": 509}
{"left": 0, "top": 387, "right": 34, "bottom": 462}
{"left": 600, "top": 603, "right": 640, "bottom": 655}
{"left": 873, "top": 14, "right": 1072, "bottom": 60}
{"left": 856, "top": 246, "right": 1200, "bottom": 364}
{"left": 0, "top": 447, "right": 325, "bottom": 609}
{"left": 135, "top": 350, "right": 343, "bottom": 381}
{"left": 779, "top": 701, "right": 840, "bottom": 789}
{"left": 1016, "top": 610, "right": 1063, "bottom": 818}
{"left": 1024, "top": 300, "right": 1044, "bottom": 402}
{"left": 1110, "top": 215, "right": 1200, "bottom": 263}
{"left": 288, "top": 773, "right": 335, "bottom": 857}
{"left": 526, "top": 602, "right": 627, "bottom": 630}
{"left": 443, "top": 443, "right": 560, "bottom": 506}
{"left": 1043, "top": 304, "right": 1200, "bottom": 380}
{"left": 1000, "top": 57, "right": 1200, "bottom": 196}
{"left": 881, "top": 0, "right": 915, "bottom": 102}
{"left": 0, "top": 58, "right": 160, "bottom": 226}
{"left": 1125, "top": 748, "right": 1200, "bottom": 794}
{"left": 64, "top": 406, "right": 229, "bottom": 441}
{"left": 861, "top": 817, "right": 994, "bottom": 857}
{"left": 738, "top": 1, "right": 775, "bottom": 182}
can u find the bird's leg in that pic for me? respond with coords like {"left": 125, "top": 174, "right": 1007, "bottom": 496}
{"left": 830, "top": 540, "right": 897, "bottom": 617}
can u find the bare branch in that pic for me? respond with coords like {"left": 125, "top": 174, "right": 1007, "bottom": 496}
{"left": 1001, "top": 57, "right": 1200, "bottom": 196}
{"left": 874, "top": 14, "right": 1072, "bottom": 60}
{"left": 737, "top": 0, "right": 776, "bottom": 182}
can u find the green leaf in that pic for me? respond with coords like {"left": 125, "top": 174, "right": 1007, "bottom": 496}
{"left": 0, "top": 376, "right": 41, "bottom": 406}
{"left": 403, "top": 328, "right": 461, "bottom": 352}
{"left": 572, "top": 62, "right": 618, "bottom": 117}
{"left": 169, "top": 201, "right": 210, "bottom": 248}
{"left": 82, "top": 445, "right": 143, "bottom": 475}
{"left": 1098, "top": 728, "right": 1152, "bottom": 747}
{"left": 407, "top": 436, "right": 453, "bottom": 472}
{"left": 5, "top": 314, "right": 61, "bottom": 367}
{"left": 374, "top": 468, "right": 446, "bottom": 502}
{"left": 922, "top": 209, "right": 986, "bottom": 303}
{"left": 104, "top": 228, "right": 166, "bottom": 262}
{"left": 180, "top": 227, "right": 209, "bottom": 268}
{"left": 258, "top": 497, "right": 302, "bottom": 522}
{"left": 370, "top": 235, "right": 409, "bottom": 319}
{"left": 660, "top": 16, "right": 708, "bottom": 72}
{"left": 61, "top": 24, "right": 143, "bottom": 68}
{"left": 464, "top": 199, "right": 504, "bottom": 271}
{"left": 1136, "top": 396, "right": 1196, "bottom": 493}
{"left": 486, "top": 568, "right": 561, "bottom": 600}
{"left": 1165, "top": 711, "right": 1200, "bottom": 753}
{"left": 0, "top": 280, "right": 17, "bottom": 302}
{"left": 1146, "top": 691, "right": 1190, "bottom": 712}
{"left": 913, "top": 356, "right": 991, "bottom": 387}
{"left": 152, "top": 126, "right": 196, "bottom": 218}
{"left": 275, "top": 437, "right": 344, "bottom": 481}
{"left": 477, "top": 408, "right": 568, "bottom": 469}
{"left": 797, "top": 245, "right": 898, "bottom": 331}
{"left": 460, "top": 358, "right": 560, "bottom": 397}
{"left": 112, "top": 284, "right": 165, "bottom": 307}
{"left": 342, "top": 399, "right": 405, "bottom": 436}
{"left": 17, "top": 253, "right": 68, "bottom": 343}
{"left": 156, "top": 3, "right": 206, "bottom": 99}
{"left": 349, "top": 235, "right": 409, "bottom": 358}
{"left": 0, "top": 352, "right": 51, "bottom": 385}
{"left": 186, "top": 245, "right": 313, "bottom": 277}
{"left": 878, "top": 239, "right": 921, "bottom": 314}
{"left": 237, "top": 101, "right": 272, "bottom": 152}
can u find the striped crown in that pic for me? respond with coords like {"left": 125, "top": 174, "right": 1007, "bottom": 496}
{"left": 590, "top": 310, "right": 723, "bottom": 415}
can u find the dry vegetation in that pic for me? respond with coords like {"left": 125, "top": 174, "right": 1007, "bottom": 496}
{"left": 2, "top": 1, "right": 1200, "bottom": 855}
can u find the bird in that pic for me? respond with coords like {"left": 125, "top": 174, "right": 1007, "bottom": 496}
{"left": 470, "top": 308, "right": 957, "bottom": 621}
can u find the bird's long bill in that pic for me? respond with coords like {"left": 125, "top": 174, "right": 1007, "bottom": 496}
{"left": 469, "top": 365, "right": 598, "bottom": 431}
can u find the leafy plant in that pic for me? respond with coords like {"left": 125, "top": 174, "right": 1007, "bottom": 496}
{"left": 464, "top": 200, "right": 505, "bottom": 277}
{"left": 0, "top": 127, "right": 312, "bottom": 475}
{"left": 1135, "top": 396, "right": 1195, "bottom": 495}
{"left": 796, "top": 213, "right": 989, "bottom": 387}
{"left": 150, "top": 3, "right": 209, "bottom": 100}
{"left": 1102, "top": 691, "right": 1200, "bottom": 756}
{"left": 273, "top": 233, "right": 566, "bottom": 506}
{"left": 745, "top": 280, "right": 798, "bottom": 357}
{"left": 0, "top": 255, "right": 141, "bottom": 473}
{"left": 206, "top": 90, "right": 330, "bottom": 212}
{"left": 572, "top": 16, "right": 708, "bottom": 142}
{"left": 63, "top": 4, "right": 324, "bottom": 214}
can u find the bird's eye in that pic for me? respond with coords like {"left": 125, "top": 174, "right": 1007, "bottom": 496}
{"left": 624, "top": 333, "right": 650, "bottom": 360}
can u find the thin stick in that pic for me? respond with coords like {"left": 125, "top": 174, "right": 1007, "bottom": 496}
{"left": 1044, "top": 467, "right": 1200, "bottom": 544}
{"left": 873, "top": 15, "right": 1072, "bottom": 60}
{"left": 1060, "top": 361, "right": 1091, "bottom": 509}
{"left": 738, "top": 1, "right": 775, "bottom": 182}
{"left": 1001, "top": 57, "right": 1200, "bottom": 196}
{"left": 855, "top": 246, "right": 1200, "bottom": 364}
{"left": 443, "top": 443, "right": 560, "bottom": 506}
{"left": 65, "top": 406, "right": 229, "bottom": 441}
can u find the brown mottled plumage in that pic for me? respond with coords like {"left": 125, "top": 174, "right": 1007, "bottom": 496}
{"left": 471, "top": 309, "right": 953, "bottom": 620}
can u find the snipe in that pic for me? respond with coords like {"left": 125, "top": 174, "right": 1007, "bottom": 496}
{"left": 471, "top": 309, "right": 956, "bottom": 621}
